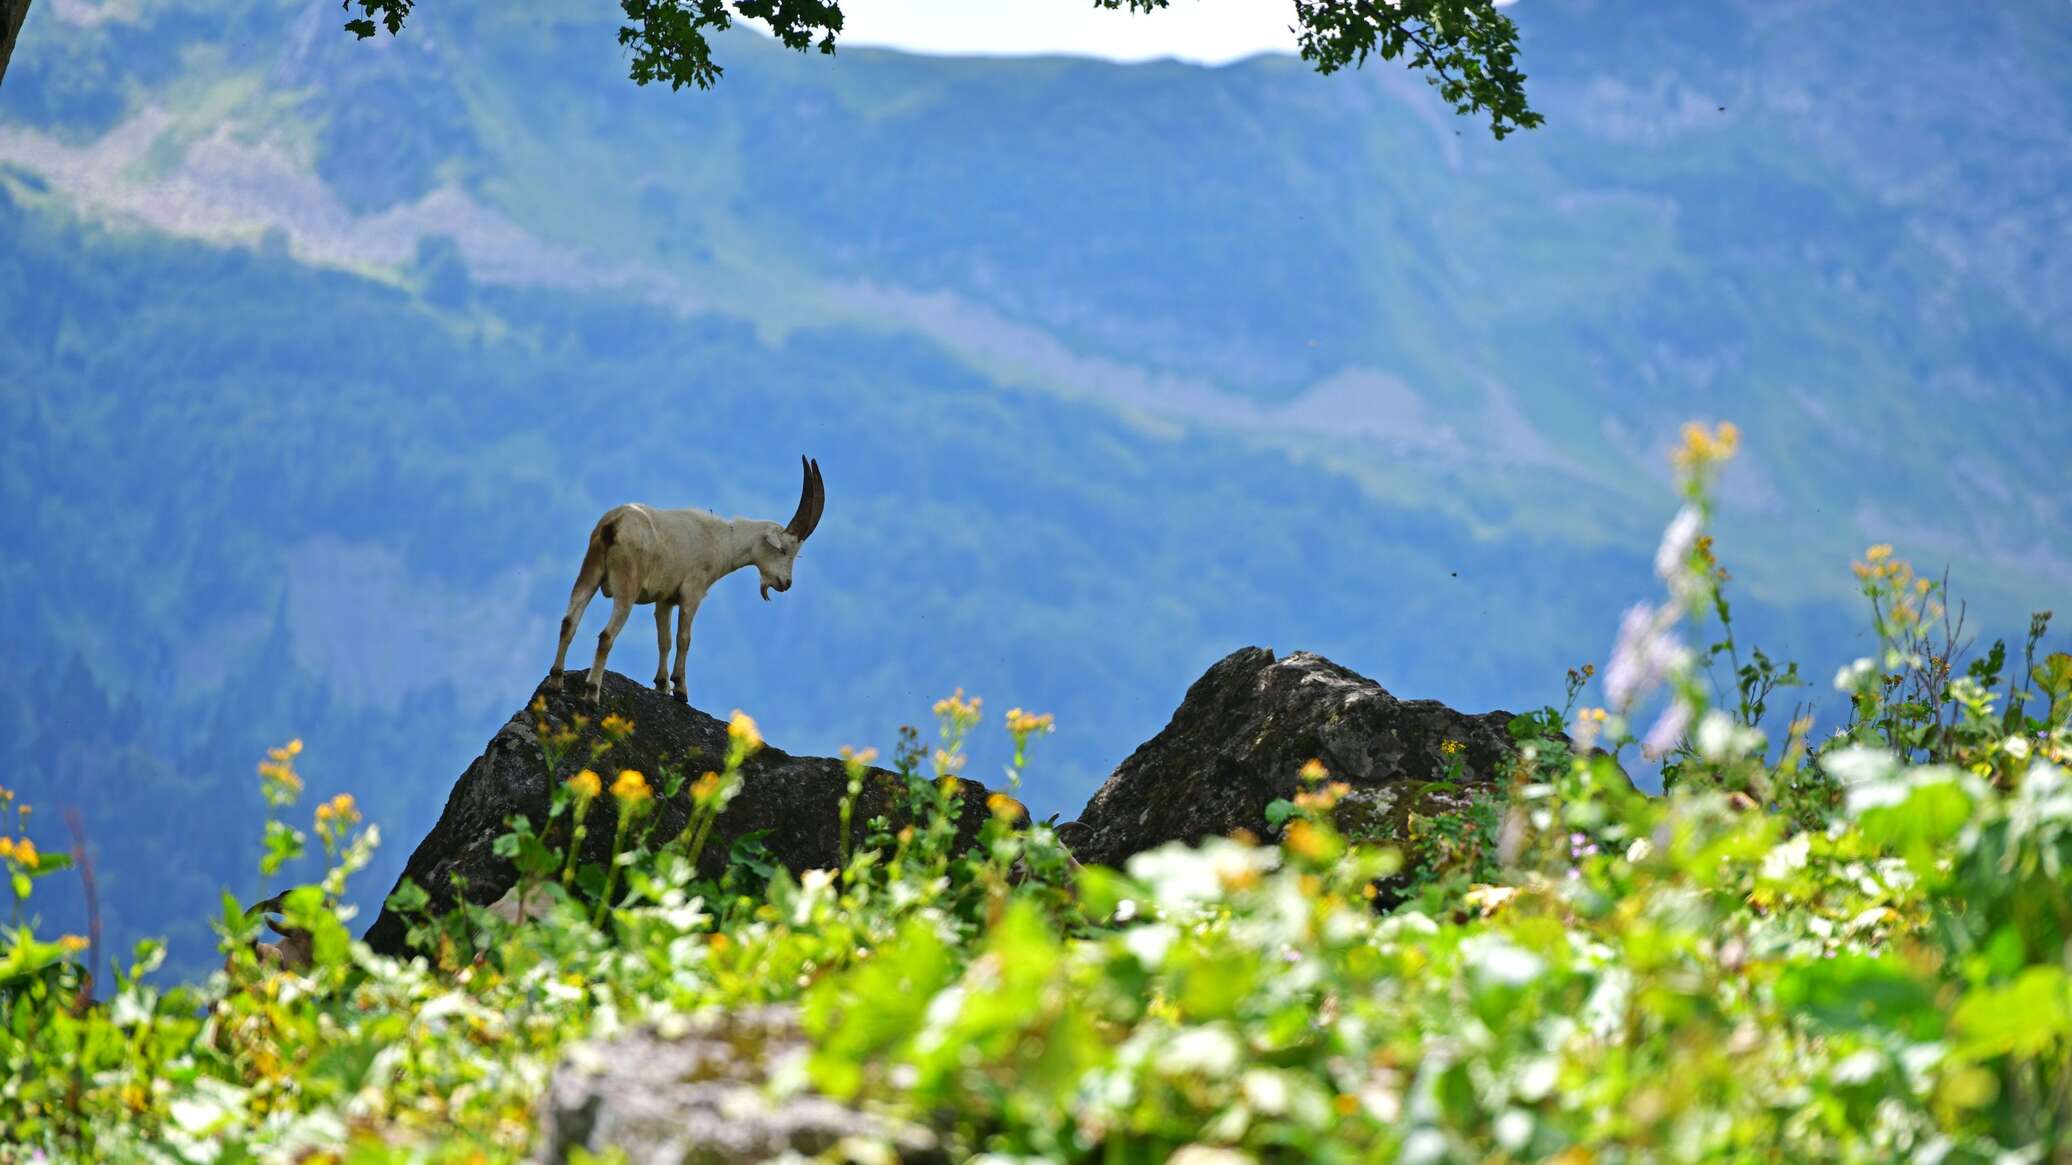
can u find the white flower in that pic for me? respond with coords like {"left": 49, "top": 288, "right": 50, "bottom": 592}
{"left": 1833, "top": 657, "right": 1875, "bottom": 693}
{"left": 1157, "top": 1026, "right": 1242, "bottom": 1077}
{"left": 1494, "top": 1109, "right": 1535, "bottom": 1152}
{"left": 1695, "top": 709, "right": 1765, "bottom": 761}
{"left": 1462, "top": 934, "right": 1544, "bottom": 986}
{"left": 1168, "top": 1149, "right": 1257, "bottom": 1165}
{"left": 1654, "top": 506, "right": 1702, "bottom": 585}
{"left": 1825, "top": 746, "right": 1900, "bottom": 789}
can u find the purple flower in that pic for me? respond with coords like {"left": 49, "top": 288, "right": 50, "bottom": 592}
{"left": 1604, "top": 603, "right": 1689, "bottom": 712}
{"left": 1641, "top": 700, "right": 1693, "bottom": 760}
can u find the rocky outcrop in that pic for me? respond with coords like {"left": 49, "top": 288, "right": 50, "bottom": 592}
{"left": 369, "top": 649, "right": 1561, "bottom": 953}
{"left": 361, "top": 669, "right": 994, "bottom": 955}
{"left": 1065, "top": 647, "right": 1540, "bottom": 870}
{"left": 534, "top": 1006, "right": 943, "bottom": 1165}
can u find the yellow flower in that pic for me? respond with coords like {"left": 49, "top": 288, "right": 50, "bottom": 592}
{"left": 568, "top": 769, "right": 602, "bottom": 800}
{"left": 1284, "top": 819, "right": 1328, "bottom": 861}
{"left": 10, "top": 838, "right": 38, "bottom": 868}
{"left": 1294, "top": 782, "right": 1351, "bottom": 813}
{"left": 839, "top": 745, "right": 879, "bottom": 767}
{"left": 58, "top": 934, "right": 89, "bottom": 954}
{"left": 600, "top": 713, "right": 635, "bottom": 741}
{"left": 933, "top": 748, "right": 968, "bottom": 774}
{"left": 611, "top": 769, "right": 652, "bottom": 804}
{"left": 1217, "top": 863, "right": 1262, "bottom": 893}
{"left": 691, "top": 771, "right": 723, "bottom": 801}
{"left": 932, "top": 688, "right": 982, "bottom": 721}
{"left": 1866, "top": 544, "right": 1893, "bottom": 563}
{"left": 727, "top": 710, "right": 763, "bottom": 753}
{"left": 1005, "top": 708, "right": 1056, "bottom": 737}
{"left": 987, "top": 792, "right": 1025, "bottom": 821}
{"left": 1298, "top": 758, "right": 1330, "bottom": 783}
{"left": 1671, "top": 420, "right": 1741, "bottom": 472}
{"left": 0, "top": 837, "right": 12, "bottom": 860}
{"left": 1440, "top": 739, "right": 1465, "bottom": 757}
{"left": 314, "top": 793, "right": 361, "bottom": 829}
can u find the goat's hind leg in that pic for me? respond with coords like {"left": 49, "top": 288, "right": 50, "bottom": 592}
{"left": 586, "top": 562, "right": 639, "bottom": 705}
{"left": 669, "top": 598, "right": 698, "bottom": 704}
{"left": 651, "top": 602, "right": 675, "bottom": 693}
{"left": 550, "top": 564, "right": 605, "bottom": 692}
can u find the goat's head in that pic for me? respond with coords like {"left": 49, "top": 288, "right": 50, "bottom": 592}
{"left": 755, "top": 456, "right": 824, "bottom": 600}
{"left": 230, "top": 891, "right": 320, "bottom": 975}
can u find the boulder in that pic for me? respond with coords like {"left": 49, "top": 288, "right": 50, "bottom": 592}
{"left": 1066, "top": 647, "right": 1545, "bottom": 873}
{"left": 534, "top": 1006, "right": 943, "bottom": 1165}
{"left": 362, "top": 669, "right": 995, "bottom": 956}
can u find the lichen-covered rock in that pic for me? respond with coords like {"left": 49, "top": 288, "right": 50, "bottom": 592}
{"left": 362, "top": 669, "right": 995, "bottom": 955}
{"left": 1065, "top": 647, "right": 1549, "bottom": 873}
{"left": 534, "top": 1006, "right": 942, "bottom": 1165}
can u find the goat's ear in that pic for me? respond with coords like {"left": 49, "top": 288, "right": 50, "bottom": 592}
{"left": 765, "top": 528, "right": 789, "bottom": 550}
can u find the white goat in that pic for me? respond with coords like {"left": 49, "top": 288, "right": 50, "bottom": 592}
{"left": 551, "top": 457, "right": 825, "bottom": 705}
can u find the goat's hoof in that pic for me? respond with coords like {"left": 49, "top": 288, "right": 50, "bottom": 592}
{"left": 546, "top": 672, "right": 563, "bottom": 692}
{"left": 671, "top": 689, "right": 688, "bottom": 705}
{"left": 653, "top": 678, "right": 669, "bottom": 693}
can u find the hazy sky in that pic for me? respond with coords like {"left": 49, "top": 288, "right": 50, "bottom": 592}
{"left": 834, "top": 0, "right": 1304, "bottom": 64}
{"left": 831, "top": 0, "right": 1524, "bottom": 65}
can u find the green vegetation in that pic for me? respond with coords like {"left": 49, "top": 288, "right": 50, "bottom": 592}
{"left": 5, "top": 444, "right": 2068, "bottom": 1162}
{"left": 0, "top": 0, "right": 2063, "bottom": 1025}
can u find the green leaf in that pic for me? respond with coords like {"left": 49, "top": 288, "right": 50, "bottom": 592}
{"left": 1775, "top": 954, "right": 1943, "bottom": 1039}
{"left": 1952, "top": 967, "right": 2072, "bottom": 1061}
{"left": 385, "top": 877, "right": 429, "bottom": 915}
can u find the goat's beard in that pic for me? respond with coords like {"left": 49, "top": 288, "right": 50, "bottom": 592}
{"left": 760, "top": 581, "right": 772, "bottom": 601}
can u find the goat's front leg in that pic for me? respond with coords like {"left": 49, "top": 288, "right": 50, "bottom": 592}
{"left": 669, "top": 595, "right": 700, "bottom": 703}
{"left": 652, "top": 602, "right": 675, "bottom": 692}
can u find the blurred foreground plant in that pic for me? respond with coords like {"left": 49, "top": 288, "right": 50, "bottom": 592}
{"left": 2, "top": 424, "right": 2068, "bottom": 1162}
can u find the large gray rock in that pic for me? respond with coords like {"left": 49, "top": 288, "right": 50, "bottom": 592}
{"left": 362, "top": 668, "right": 995, "bottom": 955}
{"left": 534, "top": 1006, "right": 942, "bottom": 1165}
{"left": 1066, "top": 647, "right": 1548, "bottom": 874}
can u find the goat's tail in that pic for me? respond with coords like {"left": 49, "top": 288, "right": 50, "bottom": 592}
{"left": 578, "top": 513, "right": 617, "bottom": 600}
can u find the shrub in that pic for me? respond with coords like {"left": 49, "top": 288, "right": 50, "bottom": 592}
{"left": 2, "top": 425, "right": 2067, "bottom": 1162}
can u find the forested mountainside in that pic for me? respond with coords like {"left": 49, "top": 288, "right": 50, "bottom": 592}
{"left": 1, "top": 0, "right": 2063, "bottom": 974}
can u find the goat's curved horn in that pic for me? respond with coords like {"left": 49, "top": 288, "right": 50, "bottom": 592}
{"left": 245, "top": 892, "right": 288, "bottom": 917}
{"left": 785, "top": 456, "right": 824, "bottom": 541}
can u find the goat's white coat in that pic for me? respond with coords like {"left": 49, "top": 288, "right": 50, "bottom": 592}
{"left": 550, "top": 504, "right": 807, "bottom": 704}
